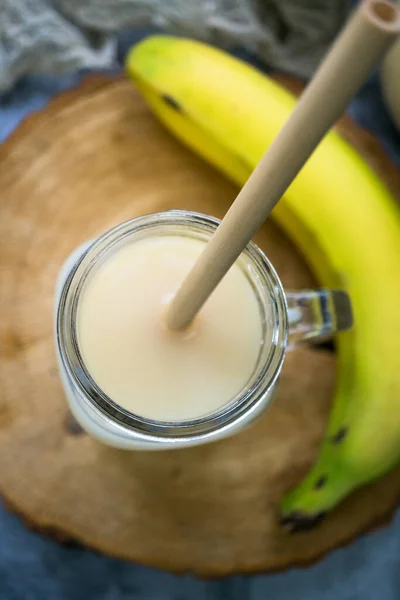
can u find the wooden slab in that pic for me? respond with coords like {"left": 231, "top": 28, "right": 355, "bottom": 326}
{"left": 0, "top": 75, "right": 399, "bottom": 576}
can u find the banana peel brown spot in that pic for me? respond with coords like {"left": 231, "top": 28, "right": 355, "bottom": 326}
{"left": 314, "top": 475, "right": 328, "bottom": 490}
{"left": 332, "top": 426, "right": 348, "bottom": 444}
{"left": 161, "top": 94, "right": 183, "bottom": 113}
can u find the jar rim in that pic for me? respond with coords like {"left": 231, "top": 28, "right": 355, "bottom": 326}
{"left": 56, "top": 210, "right": 288, "bottom": 440}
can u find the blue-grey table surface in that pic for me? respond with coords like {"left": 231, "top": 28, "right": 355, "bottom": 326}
{"left": 1, "top": 31, "right": 400, "bottom": 600}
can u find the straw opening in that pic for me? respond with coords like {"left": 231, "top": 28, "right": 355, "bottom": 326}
{"left": 366, "top": 0, "right": 400, "bottom": 29}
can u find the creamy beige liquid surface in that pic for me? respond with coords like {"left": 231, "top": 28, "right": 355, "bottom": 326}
{"left": 77, "top": 236, "right": 263, "bottom": 421}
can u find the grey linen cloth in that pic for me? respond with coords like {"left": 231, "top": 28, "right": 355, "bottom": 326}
{"left": 0, "top": 0, "right": 351, "bottom": 92}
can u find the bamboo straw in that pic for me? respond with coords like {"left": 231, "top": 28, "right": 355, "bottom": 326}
{"left": 167, "top": 0, "right": 400, "bottom": 330}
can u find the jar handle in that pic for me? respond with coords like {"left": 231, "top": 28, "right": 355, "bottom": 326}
{"left": 286, "top": 290, "right": 353, "bottom": 344}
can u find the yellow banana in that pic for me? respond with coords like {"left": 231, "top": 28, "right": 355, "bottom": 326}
{"left": 126, "top": 36, "right": 400, "bottom": 528}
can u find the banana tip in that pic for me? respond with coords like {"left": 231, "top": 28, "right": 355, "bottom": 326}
{"left": 280, "top": 510, "right": 328, "bottom": 533}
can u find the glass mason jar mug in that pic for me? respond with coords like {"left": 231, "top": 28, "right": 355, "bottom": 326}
{"left": 55, "top": 210, "right": 352, "bottom": 450}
